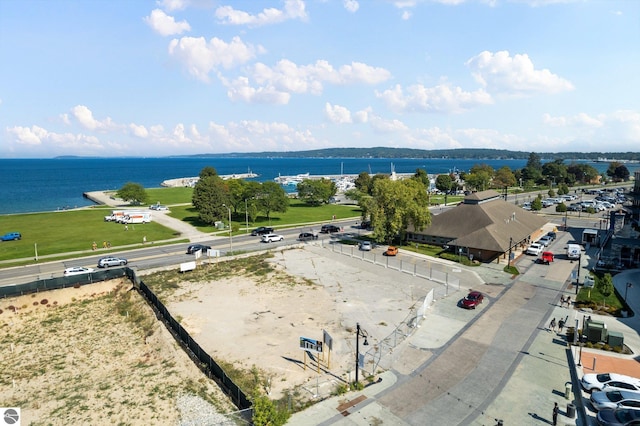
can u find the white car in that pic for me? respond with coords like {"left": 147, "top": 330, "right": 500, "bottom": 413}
{"left": 526, "top": 243, "right": 544, "bottom": 256}
{"left": 359, "top": 241, "right": 372, "bottom": 251}
{"left": 590, "top": 389, "right": 640, "bottom": 411}
{"left": 261, "top": 233, "right": 284, "bottom": 243}
{"left": 581, "top": 373, "right": 640, "bottom": 393}
{"left": 63, "top": 266, "right": 95, "bottom": 276}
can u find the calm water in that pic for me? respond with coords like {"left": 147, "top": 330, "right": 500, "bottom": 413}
{"left": 0, "top": 157, "right": 625, "bottom": 214}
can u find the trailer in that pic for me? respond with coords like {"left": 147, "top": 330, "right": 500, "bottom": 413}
{"left": 122, "top": 212, "right": 152, "bottom": 224}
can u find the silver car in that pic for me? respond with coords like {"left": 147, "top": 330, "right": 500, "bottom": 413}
{"left": 97, "top": 256, "right": 128, "bottom": 268}
{"left": 591, "top": 390, "right": 640, "bottom": 411}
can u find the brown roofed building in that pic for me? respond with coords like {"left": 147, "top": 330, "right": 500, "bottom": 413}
{"left": 407, "top": 190, "right": 548, "bottom": 263}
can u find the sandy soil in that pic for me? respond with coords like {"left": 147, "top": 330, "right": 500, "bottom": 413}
{"left": 0, "top": 280, "right": 236, "bottom": 425}
{"left": 0, "top": 245, "right": 434, "bottom": 424}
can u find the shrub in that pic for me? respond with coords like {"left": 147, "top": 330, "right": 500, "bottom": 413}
{"left": 40, "top": 299, "right": 48, "bottom": 305}
{"left": 33, "top": 301, "right": 39, "bottom": 306}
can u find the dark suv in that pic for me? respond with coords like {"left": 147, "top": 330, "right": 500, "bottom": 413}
{"left": 321, "top": 224, "right": 341, "bottom": 234}
{"left": 251, "top": 227, "right": 274, "bottom": 236}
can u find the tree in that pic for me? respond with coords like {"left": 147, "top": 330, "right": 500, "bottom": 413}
{"left": 531, "top": 196, "right": 542, "bottom": 211}
{"left": 192, "top": 174, "right": 229, "bottom": 225}
{"left": 596, "top": 273, "right": 614, "bottom": 307}
{"left": 492, "top": 166, "right": 517, "bottom": 189}
{"left": 354, "top": 172, "right": 373, "bottom": 194}
{"left": 255, "top": 181, "right": 288, "bottom": 221}
{"left": 555, "top": 203, "right": 567, "bottom": 213}
{"left": 435, "top": 174, "right": 453, "bottom": 194}
{"left": 412, "top": 168, "right": 430, "bottom": 189}
{"left": 366, "top": 179, "right": 431, "bottom": 245}
{"left": 542, "top": 159, "right": 568, "bottom": 186}
{"left": 296, "top": 178, "right": 336, "bottom": 205}
{"left": 464, "top": 170, "right": 491, "bottom": 192}
{"left": 607, "top": 162, "right": 630, "bottom": 182}
{"left": 521, "top": 152, "right": 544, "bottom": 184}
{"left": 117, "top": 182, "right": 148, "bottom": 205}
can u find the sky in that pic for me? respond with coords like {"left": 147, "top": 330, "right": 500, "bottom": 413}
{"left": 1, "top": 0, "right": 639, "bottom": 158}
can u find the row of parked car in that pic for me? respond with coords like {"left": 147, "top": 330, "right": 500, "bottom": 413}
{"left": 581, "top": 372, "right": 640, "bottom": 425}
{"left": 525, "top": 231, "right": 557, "bottom": 259}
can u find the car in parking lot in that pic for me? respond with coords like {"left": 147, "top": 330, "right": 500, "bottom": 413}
{"left": 251, "top": 226, "right": 274, "bottom": 236}
{"left": 582, "top": 373, "right": 640, "bottom": 393}
{"left": 359, "top": 241, "right": 372, "bottom": 251}
{"left": 590, "top": 389, "right": 640, "bottom": 411}
{"left": 186, "top": 244, "right": 211, "bottom": 254}
{"left": 261, "top": 233, "right": 284, "bottom": 243}
{"left": 320, "top": 224, "right": 341, "bottom": 233}
{"left": 596, "top": 407, "right": 640, "bottom": 426}
{"left": 97, "top": 256, "right": 128, "bottom": 268}
{"left": 460, "top": 291, "right": 484, "bottom": 309}
{"left": 63, "top": 266, "right": 95, "bottom": 276}
{"left": 526, "top": 243, "right": 544, "bottom": 256}
{"left": 1, "top": 232, "right": 21, "bottom": 241}
{"left": 537, "top": 236, "right": 553, "bottom": 247}
{"left": 298, "top": 232, "right": 317, "bottom": 241}
{"left": 540, "top": 251, "right": 554, "bottom": 264}
{"left": 546, "top": 231, "right": 557, "bottom": 241}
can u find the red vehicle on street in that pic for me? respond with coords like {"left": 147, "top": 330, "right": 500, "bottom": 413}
{"left": 460, "top": 291, "right": 484, "bottom": 309}
{"left": 540, "top": 251, "right": 554, "bottom": 265}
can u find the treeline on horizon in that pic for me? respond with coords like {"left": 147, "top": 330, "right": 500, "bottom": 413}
{"left": 188, "top": 148, "right": 640, "bottom": 161}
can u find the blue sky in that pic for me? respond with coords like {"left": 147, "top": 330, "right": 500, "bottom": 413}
{"left": 1, "top": 0, "right": 638, "bottom": 158}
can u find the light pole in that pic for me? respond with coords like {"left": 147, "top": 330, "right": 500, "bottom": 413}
{"left": 355, "top": 323, "right": 369, "bottom": 385}
{"left": 244, "top": 199, "right": 249, "bottom": 235}
{"left": 575, "top": 252, "right": 581, "bottom": 295}
{"left": 222, "top": 204, "right": 232, "bottom": 252}
{"left": 625, "top": 282, "right": 633, "bottom": 304}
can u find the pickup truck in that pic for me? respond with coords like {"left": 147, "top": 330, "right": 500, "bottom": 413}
{"left": 1, "top": 232, "right": 22, "bottom": 241}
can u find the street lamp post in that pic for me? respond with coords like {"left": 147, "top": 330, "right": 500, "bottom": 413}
{"left": 355, "top": 323, "right": 369, "bottom": 385}
{"left": 625, "top": 282, "right": 633, "bottom": 304}
{"left": 575, "top": 252, "right": 581, "bottom": 295}
{"left": 244, "top": 199, "right": 249, "bottom": 235}
{"left": 222, "top": 204, "right": 232, "bottom": 252}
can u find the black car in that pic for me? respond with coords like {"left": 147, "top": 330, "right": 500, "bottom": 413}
{"left": 547, "top": 231, "right": 557, "bottom": 241}
{"left": 186, "top": 244, "right": 211, "bottom": 254}
{"left": 320, "top": 224, "right": 341, "bottom": 234}
{"left": 298, "top": 232, "right": 318, "bottom": 241}
{"left": 251, "top": 227, "right": 274, "bottom": 236}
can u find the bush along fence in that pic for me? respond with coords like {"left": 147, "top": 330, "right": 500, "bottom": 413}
{"left": 134, "top": 274, "right": 252, "bottom": 412}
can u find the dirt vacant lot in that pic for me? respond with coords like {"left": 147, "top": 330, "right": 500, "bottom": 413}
{"left": 0, "top": 245, "right": 436, "bottom": 424}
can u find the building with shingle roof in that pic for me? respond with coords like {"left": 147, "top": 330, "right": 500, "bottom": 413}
{"left": 407, "top": 190, "right": 549, "bottom": 263}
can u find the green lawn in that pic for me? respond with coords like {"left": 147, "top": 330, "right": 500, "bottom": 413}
{"left": 169, "top": 201, "right": 363, "bottom": 233}
{"left": 0, "top": 209, "right": 179, "bottom": 262}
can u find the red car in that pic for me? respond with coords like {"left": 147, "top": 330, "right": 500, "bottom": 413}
{"left": 461, "top": 291, "right": 484, "bottom": 309}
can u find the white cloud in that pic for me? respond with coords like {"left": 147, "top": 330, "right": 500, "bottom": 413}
{"left": 129, "top": 123, "right": 149, "bottom": 138}
{"left": 376, "top": 83, "right": 493, "bottom": 114}
{"left": 543, "top": 112, "right": 603, "bottom": 128}
{"left": 71, "top": 105, "right": 115, "bottom": 131}
{"left": 325, "top": 103, "right": 353, "bottom": 124}
{"left": 466, "top": 50, "right": 574, "bottom": 95}
{"left": 144, "top": 9, "right": 191, "bottom": 36}
{"left": 223, "top": 59, "right": 391, "bottom": 104}
{"left": 157, "top": 0, "right": 189, "bottom": 12}
{"left": 343, "top": 0, "right": 359, "bottom": 13}
{"left": 215, "top": 0, "right": 307, "bottom": 27}
{"left": 168, "top": 36, "right": 262, "bottom": 82}
{"left": 368, "top": 114, "right": 408, "bottom": 133}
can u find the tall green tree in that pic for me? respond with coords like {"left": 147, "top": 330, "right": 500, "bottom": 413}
{"left": 354, "top": 172, "right": 373, "bottom": 194}
{"left": 521, "top": 152, "right": 544, "bottom": 184}
{"left": 412, "top": 168, "right": 430, "bottom": 189}
{"left": 607, "top": 162, "right": 630, "bottom": 182}
{"left": 256, "top": 181, "right": 288, "bottom": 221}
{"left": 542, "top": 159, "right": 568, "bottom": 186}
{"left": 296, "top": 178, "right": 337, "bottom": 205}
{"left": 116, "top": 182, "right": 148, "bottom": 205}
{"left": 366, "top": 179, "right": 431, "bottom": 244}
{"left": 596, "top": 273, "right": 615, "bottom": 307}
{"left": 192, "top": 173, "right": 229, "bottom": 225}
{"left": 492, "top": 166, "right": 517, "bottom": 189}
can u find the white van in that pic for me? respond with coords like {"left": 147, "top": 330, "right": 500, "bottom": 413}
{"left": 567, "top": 243, "right": 581, "bottom": 260}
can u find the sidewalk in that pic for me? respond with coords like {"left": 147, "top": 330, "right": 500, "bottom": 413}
{"left": 288, "top": 241, "right": 640, "bottom": 426}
